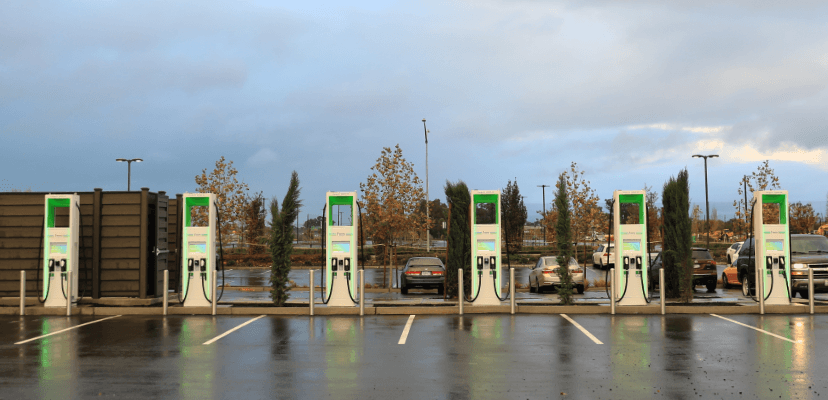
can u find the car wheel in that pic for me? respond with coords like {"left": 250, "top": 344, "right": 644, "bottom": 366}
{"left": 722, "top": 274, "right": 730, "bottom": 289}
{"left": 706, "top": 279, "right": 716, "bottom": 292}
{"left": 741, "top": 275, "right": 751, "bottom": 297}
{"left": 577, "top": 285, "right": 585, "bottom": 294}
{"left": 599, "top": 260, "right": 605, "bottom": 270}
{"left": 801, "top": 289, "right": 810, "bottom": 299}
{"left": 529, "top": 278, "right": 536, "bottom": 293}
{"left": 400, "top": 282, "right": 408, "bottom": 295}
{"left": 437, "top": 286, "right": 444, "bottom": 295}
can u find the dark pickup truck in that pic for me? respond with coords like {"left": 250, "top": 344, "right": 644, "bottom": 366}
{"left": 736, "top": 234, "right": 828, "bottom": 299}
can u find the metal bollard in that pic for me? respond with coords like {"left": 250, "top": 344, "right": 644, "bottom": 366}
{"left": 459, "top": 269, "right": 464, "bottom": 316}
{"left": 309, "top": 270, "right": 314, "bottom": 316}
{"left": 610, "top": 268, "right": 615, "bottom": 315}
{"left": 809, "top": 268, "right": 814, "bottom": 315}
{"left": 163, "top": 270, "right": 169, "bottom": 316}
{"left": 360, "top": 269, "right": 365, "bottom": 316}
{"left": 659, "top": 268, "right": 666, "bottom": 315}
{"left": 66, "top": 270, "right": 72, "bottom": 317}
{"left": 211, "top": 269, "right": 217, "bottom": 316}
{"left": 758, "top": 267, "right": 764, "bottom": 315}
{"left": 510, "top": 268, "right": 515, "bottom": 315}
{"left": 20, "top": 270, "right": 26, "bottom": 316}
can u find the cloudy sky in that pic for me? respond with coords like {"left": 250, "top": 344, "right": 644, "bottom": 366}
{"left": 2, "top": 0, "right": 827, "bottom": 220}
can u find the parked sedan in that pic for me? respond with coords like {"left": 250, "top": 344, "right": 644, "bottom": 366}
{"left": 400, "top": 257, "right": 445, "bottom": 295}
{"left": 721, "top": 263, "right": 740, "bottom": 289}
{"left": 528, "top": 256, "right": 585, "bottom": 294}
{"left": 592, "top": 244, "right": 615, "bottom": 269}
{"left": 648, "top": 248, "right": 718, "bottom": 292}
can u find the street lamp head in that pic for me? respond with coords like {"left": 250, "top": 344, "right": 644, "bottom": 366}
{"left": 134, "top": 158, "right": 143, "bottom": 162}
{"left": 709, "top": 154, "right": 719, "bottom": 158}
{"left": 116, "top": 158, "right": 127, "bottom": 162}
{"left": 422, "top": 118, "right": 426, "bottom": 122}
{"left": 692, "top": 154, "right": 702, "bottom": 158}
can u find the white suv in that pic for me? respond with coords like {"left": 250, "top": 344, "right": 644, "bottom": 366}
{"left": 592, "top": 244, "right": 615, "bottom": 269}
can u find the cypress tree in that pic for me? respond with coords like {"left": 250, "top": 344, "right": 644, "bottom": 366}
{"left": 554, "top": 173, "right": 575, "bottom": 305}
{"left": 444, "top": 180, "right": 471, "bottom": 298}
{"left": 662, "top": 169, "right": 693, "bottom": 301}
{"left": 270, "top": 171, "right": 302, "bottom": 305}
{"left": 502, "top": 179, "right": 528, "bottom": 254}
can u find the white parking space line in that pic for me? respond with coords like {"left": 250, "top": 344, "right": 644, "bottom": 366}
{"left": 561, "top": 314, "right": 603, "bottom": 345}
{"left": 15, "top": 315, "right": 122, "bottom": 345}
{"left": 203, "top": 315, "right": 266, "bottom": 345}
{"left": 398, "top": 315, "right": 415, "bottom": 345}
{"left": 710, "top": 314, "right": 797, "bottom": 344}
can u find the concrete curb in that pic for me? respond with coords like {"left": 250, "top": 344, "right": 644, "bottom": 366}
{"left": 5, "top": 304, "right": 828, "bottom": 316}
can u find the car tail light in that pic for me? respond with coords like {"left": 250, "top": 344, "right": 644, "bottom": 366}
{"left": 405, "top": 271, "right": 421, "bottom": 275}
{"left": 431, "top": 271, "right": 444, "bottom": 275}
{"left": 543, "top": 270, "right": 555, "bottom": 275}
{"left": 571, "top": 269, "right": 583, "bottom": 274}
{"left": 792, "top": 271, "right": 806, "bottom": 276}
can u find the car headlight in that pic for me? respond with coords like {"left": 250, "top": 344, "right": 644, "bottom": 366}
{"left": 793, "top": 263, "right": 807, "bottom": 269}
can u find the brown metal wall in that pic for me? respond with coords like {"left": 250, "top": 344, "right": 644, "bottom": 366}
{"left": 0, "top": 189, "right": 176, "bottom": 298}
{"left": 0, "top": 192, "right": 94, "bottom": 297}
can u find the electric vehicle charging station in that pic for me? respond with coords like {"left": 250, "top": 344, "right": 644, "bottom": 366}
{"left": 180, "top": 193, "right": 217, "bottom": 308}
{"left": 324, "top": 192, "right": 358, "bottom": 307}
{"left": 752, "top": 190, "right": 791, "bottom": 305}
{"left": 469, "top": 190, "right": 502, "bottom": 306}
{"left": 613, "top": 190, "right": 649, "bottom": 306}
{"left": 42, "top": 194, "right": 80, "bottom": 307}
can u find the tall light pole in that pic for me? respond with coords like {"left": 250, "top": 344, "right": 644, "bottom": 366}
{"left": 692, "top": 154, "right": 719, "bottom": 248}
{"left": 538, "top": 184, "right": 550, "bottom": 246}
{"left": 422, "top": 118, "right": 430, "bottom": 252}
{"left": 115, "top": 158, "right": 143, "bottom": 191}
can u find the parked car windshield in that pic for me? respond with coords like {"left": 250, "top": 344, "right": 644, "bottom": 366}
{"left": 692, "top": 250, "right": 713, "bottom": 260}
{"left": 792, "top": 236, "right": 828, "bottom": 253}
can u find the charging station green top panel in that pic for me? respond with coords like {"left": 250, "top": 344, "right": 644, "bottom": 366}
{"left": 328, "top": 196, "right": 353, "bottom": 225}
{"left": 184, "top": 196, "right": 210, "bottom": 227}
{"left": 618, "top": 193, "right": 644, "bottom": 225}
{"left": 762, "top": 194, "right": 787, "bottom": 224}
{"left": 46, "top": 198, "right": 71, "bottom": 228}
{"left": 473, "top": 194, "right": 498, "bottom": 224}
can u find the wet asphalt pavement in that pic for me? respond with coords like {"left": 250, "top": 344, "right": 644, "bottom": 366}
{"left": 1, "top": 313, "right": 827, "bottom": 399}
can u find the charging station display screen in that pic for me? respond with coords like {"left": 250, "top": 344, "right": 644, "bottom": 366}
{"left": 622, "top": 240, "right": 641, "bottom": 252}
{"left": 765, "top": 239, "right": 784, "bottom": 252}
{"left": 50, "top": 243, "right": 67, "bottom": 254}
{"left": 188, "top": 243, "right": 206, "bottom": 253}
{"left": 477, "top": 240, "right": 495, "bottom": 252}
{"left": 332, "top": 242, "right": 350, "bottom": 253}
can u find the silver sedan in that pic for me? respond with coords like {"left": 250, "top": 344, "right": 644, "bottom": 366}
{"left": 528, "top": 256, "right": 585, "bottom": 294}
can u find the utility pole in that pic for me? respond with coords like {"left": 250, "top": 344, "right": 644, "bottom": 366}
{"left": 537, "top": 184, "right": 550, "bottom": 246}
{"left": 422, "top": 118, "right": 430, "bottom": 252}
{"left": 693, "top": 154, "right": 719, "bottom": 249}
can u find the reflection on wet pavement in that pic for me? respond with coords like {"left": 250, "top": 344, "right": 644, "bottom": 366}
{"left": 0, "top": 314, "right": 824, "bottom": 398}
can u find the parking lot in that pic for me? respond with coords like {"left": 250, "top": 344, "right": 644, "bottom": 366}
{"left": 217, "top": 264, "right": 828, "bottom": 306}
{"left": 2, "top": 313, "right": 827, "bottom": 398}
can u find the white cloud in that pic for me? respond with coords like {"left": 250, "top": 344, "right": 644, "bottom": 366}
{"left": 723, "top": 143, "right": 827, "bottom": 167}
{"left": 627, "top": 123, "right": 730, "bottom": 134}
